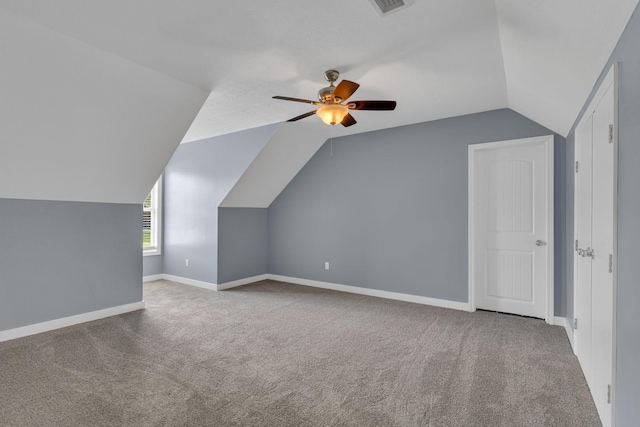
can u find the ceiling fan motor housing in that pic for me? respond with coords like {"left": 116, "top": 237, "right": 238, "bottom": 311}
{"left": 318, "top": 69, "right": 340, "bottom": 102}
{"left": 318, "top": 85, "right": 335, "bottom": 102}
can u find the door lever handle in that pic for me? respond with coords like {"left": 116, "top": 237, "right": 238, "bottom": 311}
{"left": 535, "top": 240, "right": 546, "bottom": 246}
{"left": 577, "top": 247, "right": 595, "bottom": 259}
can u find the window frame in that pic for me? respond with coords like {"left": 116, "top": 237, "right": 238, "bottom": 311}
{"left": 143, "top": 176, "right": 162, "bottom": 256}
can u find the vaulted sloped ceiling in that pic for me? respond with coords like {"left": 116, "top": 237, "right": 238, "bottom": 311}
{"left": 0, "top": 9, "right": 208, "bottom": 204}
{"left": 495, "top": 0, "right": 640, "bottom": 136}
{"left": 0, "top": 1, "right": 638, "bottom": 203}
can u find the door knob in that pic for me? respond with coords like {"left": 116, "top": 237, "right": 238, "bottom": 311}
{"left": 535, "top": 240, "right": 546, "bottom": 246}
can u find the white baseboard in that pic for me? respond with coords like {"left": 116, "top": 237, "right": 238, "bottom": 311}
{"left": 143, "top": 274, "right": 163, "bottom": 283}
{"left": 217, "top": 274, "right": 269, "bottom": 290}
{"left": 153, "top": 272, "right": 471, "bottom": 312}
{"left": 555, "top": 316, "right": 575, "bottom": 351}
{"left": 0, "top": 301, "right": 145, "bottom": 343}
{"left": 267, "top": 274, "right": 471, "bottom": 312}
{"left": 153, "top": 273, "right": 269, "bottom": 291}
{"left": 161, "top": 274, "right": 217, "bottom": 291}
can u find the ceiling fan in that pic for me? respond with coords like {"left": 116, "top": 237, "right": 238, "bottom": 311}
{"left": 273, "top": 70, "right": 397, "bottom": 127}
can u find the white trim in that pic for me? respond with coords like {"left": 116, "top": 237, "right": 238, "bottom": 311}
{"left": 0, "top": 301, "right": 145, "bottom": 343}
{"left": 159, "top": 271, "right": 491, "bottom": 313}
{"left": 153, "top": 273, "right": 471, "bottom": 311}
{"left": 547, "top": 138, "right": 555, "bottom": 326}
{"left": 468, "top": 135, "right": 555, "bottom": 324}
{"left": 154, "top": 273, "right": 270, "bottom": 291}
{"left": 217, "top": 274, "right": 269, "bottom": 290}
{"left": 143, "top": 176, "right": 163, "bottom": 256}
{"left": 161, "top": 274, "right": 217, "bottom": 291}
{"left": 267, "top": 274, "right": 471, "bottom": 312}
{"left": 554, "top": 316, "right": 575, "bottom": 351}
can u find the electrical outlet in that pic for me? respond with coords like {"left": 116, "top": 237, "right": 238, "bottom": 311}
{"left": 185, "top": 259, "right": 189, "bottom": 267}
{"left": 325, "top": 261, "right": 330, "bottom": 270}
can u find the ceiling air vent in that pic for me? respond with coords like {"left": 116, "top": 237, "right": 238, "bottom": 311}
{"left": 368, "top": 0, "right": 414, "bottom": 17}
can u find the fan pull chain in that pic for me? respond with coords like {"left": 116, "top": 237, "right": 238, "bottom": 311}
{"left": 329, "top": 125, "right": 333, "bottom": 156}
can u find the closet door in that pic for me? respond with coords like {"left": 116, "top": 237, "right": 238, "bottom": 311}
{"left": 573, "top": 65, "right": 616, "bottom": 427}
{"left": 574, "top": 116, "right": 593, "bottom": 383}
{"left": 590, "top": 83, "right": 615, "bottom": 427}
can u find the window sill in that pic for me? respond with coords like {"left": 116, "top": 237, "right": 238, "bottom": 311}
{"left": 143, "top": 248, "right": 162, "bottom": 257}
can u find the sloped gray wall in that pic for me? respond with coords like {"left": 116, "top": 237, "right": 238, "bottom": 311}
{"left": 268, "top": 109, "right": 564, "bottom": 305}
{"left": 162, "top": 124, "right": 277, "bottom": 284}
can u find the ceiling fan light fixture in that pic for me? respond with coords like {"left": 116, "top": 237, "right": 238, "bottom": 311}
{"left": 316, "top": 104, "right": 349, "bottom": 126}
{"left": 273, "top": 70, "right": 395, "bottom": 127}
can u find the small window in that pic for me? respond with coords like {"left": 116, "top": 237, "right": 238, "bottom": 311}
{"left": 143, "top": 177, "right": 162, "bottom": 255}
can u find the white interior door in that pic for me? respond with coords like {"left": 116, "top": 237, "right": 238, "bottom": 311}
{"left": 470, "top": 136, "right": 553, "bottom": 322}
{"left": 575, "top": 115, "right": 594, "bottom": 382}
{"left": 574, "top": 65, "right": 616, "bottom": 427}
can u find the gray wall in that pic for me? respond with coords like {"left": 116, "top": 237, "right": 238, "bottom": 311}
{"left": 0, "top": 198, "right": 142, "bottom": 331}
{"left": 269, "top": 109, "right": 565, "bottom": 305}
{"left": 564, "top": 4, "right": 640, "bottom": 423}
{"left": 218, "top": 208, "right": 268, "bottom": 283}
{"left": 554, "top": 135, "right": 567, "bottom": 316}
{"left": 143, "top": 255, "right": 163, "bottom": 277}
{"left": 163, "top": 124, "right": 277, "bottom": 283}
{"left": 565, "top": 133, "right": 576, "bottom": 325}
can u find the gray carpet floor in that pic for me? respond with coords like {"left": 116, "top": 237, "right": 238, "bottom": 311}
{"left": 0, "top": 280, "right": 600, "bottom": 426}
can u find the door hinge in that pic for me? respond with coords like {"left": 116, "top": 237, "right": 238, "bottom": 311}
{"left": 575, "top": 161, "right": 579, "bottom": 173}
{"left": 609, "top": 254, "right": 613, "bottom": 273}
{"left": 609, "top": 124, "right": 614, "bottom": 144}
{"left": 607, "top": 384, "right": 612, "bottom": 404}
{"left": 574, "top": 318, "right": 578, "bottom": 329}
{"left": 575, "top": 240, "right": 579, "bottom": 251}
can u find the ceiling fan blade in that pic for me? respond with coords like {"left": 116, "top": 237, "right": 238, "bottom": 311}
{"left": 332, "top": 80, "right": 360, "bottom": 102}
{"left": 286, "top": 110, "right": 317, "bottom": 122}
{"left": 348, "top": 100, "right": 397, "bottom": 111}
{"left": 273, "top": 96, "right": 319, "bottom": 105}
{"left": 341, "top": 113, "right": 357, "bottom": 127}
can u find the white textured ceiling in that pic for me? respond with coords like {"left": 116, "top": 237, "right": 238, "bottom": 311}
{"left": 0, "top": 0, "right": 638, "bottom": 141}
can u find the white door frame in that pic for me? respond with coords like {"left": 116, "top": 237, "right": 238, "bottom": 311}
{"left": 573, "top": 63, "right": 618, "bottom": 426}
{"left": 468, "top": 135, "right": 555, "bottom": 325}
